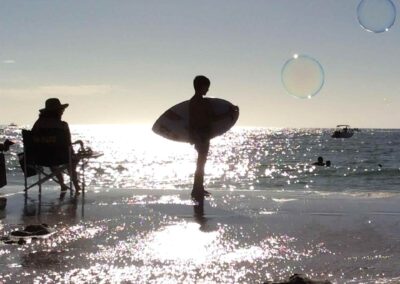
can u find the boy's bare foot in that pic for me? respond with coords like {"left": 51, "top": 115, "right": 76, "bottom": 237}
{"left": 191, "top": 190, "right": 210, "bottom": 203}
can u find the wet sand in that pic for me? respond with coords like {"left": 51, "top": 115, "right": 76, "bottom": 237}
{"left": 1, "top": 186, "right": 400, "bottom": 283}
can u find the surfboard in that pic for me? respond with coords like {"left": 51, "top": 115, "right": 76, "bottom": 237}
{"left": 152, "top": 98, "right": 239, "bottom": 143}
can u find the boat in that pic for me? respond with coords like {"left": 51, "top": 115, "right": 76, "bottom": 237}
{"left": 331, "top": 125, "right": 359, "bottom": 138}
{"left": 8, "top": 123, "right": 18, "bottom": 128}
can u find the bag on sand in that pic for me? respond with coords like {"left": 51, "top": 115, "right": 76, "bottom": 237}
{"left": 0, "top": 153, "right": 6, "bottom": 188}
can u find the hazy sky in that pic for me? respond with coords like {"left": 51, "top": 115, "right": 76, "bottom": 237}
{"left": 1, "top": 0, "right": 400, "bottom": 128}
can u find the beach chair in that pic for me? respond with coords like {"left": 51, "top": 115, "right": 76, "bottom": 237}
{"left": 21, "top": 129, "right": 83, "bottom": 195}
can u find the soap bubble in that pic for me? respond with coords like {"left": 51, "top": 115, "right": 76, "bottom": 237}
{"left": 357, "top": 0, "right": 396, "bottom": 33}
{"left": 281, "top": 54, "right": 325, "bottom": 99}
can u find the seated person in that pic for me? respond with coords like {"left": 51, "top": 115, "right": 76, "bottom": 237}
{"left": 312, "top": 156, "right": 325, "bottom": 166}
{"left": 0, "top": 139, "right": 14, "bottom": 152}
{"left": 31, "top": 98, "right": 82, "bottom": 192}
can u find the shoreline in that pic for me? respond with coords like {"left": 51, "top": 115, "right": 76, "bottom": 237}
{"left": 1, "top": 186, "right": 400, "bottom": 282}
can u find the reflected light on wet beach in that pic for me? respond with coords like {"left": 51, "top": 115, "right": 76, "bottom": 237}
{"left": 145, "top": 222, "right": 218, "bottom": 263}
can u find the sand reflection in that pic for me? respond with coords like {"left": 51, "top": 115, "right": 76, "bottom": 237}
{"left": 145, "top": 221, "right": 218, "bottom": 263}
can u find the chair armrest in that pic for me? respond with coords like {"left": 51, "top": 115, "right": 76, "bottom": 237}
{"left": 72, "top": 140, "right": 84, "bottom": 148}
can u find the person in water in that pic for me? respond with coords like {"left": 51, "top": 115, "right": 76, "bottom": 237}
{"left": 32, "top": 98, "right": 83, "bottom": 193}
{"left": 189, "top": 75, "right": 238, "bottom": 201}
{"left": 312, "top": 156, "right": 325, "bottom": 166}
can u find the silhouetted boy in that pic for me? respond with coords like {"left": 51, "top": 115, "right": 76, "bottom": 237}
{"left": 189, "top": 75, "right": 238, "bottom": 201}
{"left": 189, "top": 76, "right": 213, "bottom": 201}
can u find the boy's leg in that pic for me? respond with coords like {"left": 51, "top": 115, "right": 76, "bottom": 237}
{"left": 192, "top": 140, "right": 210, "bottom": 198}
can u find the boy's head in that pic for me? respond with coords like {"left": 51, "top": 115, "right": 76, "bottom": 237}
{"left": 193, "top": 75, "right": 210, "bottom": 95}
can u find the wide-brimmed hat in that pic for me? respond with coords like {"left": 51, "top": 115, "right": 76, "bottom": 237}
{"left": 40, "top": 98, "right": 69, "bottom": 112}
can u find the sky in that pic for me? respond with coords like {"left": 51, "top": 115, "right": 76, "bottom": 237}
{"left": 0, "top": 0, "right": 400, "bottom": 128}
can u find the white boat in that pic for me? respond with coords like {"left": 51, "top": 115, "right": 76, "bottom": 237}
{"left": 331, "top": 125, "right": 359, "bottom": 138}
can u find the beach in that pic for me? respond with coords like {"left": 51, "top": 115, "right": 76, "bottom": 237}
{"left": 2, "top": 0, "right": 400, "bottom": 282}
{"left": 1, "top": 186, "right": 400, "bottom": 283}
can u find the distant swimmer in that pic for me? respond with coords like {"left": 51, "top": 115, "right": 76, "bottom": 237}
{"left": 325, "top": 160, "right": 331, "bottom": 167}
{"left": 312, "top": 156, "right": 325, "bottom": 166}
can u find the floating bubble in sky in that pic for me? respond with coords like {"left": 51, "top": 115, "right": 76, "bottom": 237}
{"left": 281, "top": 54, "right": 325, "bottom": 99}
{"left": 357, "top": 0, "right": 396, "bottom": 33}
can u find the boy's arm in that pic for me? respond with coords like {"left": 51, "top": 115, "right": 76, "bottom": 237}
{"left": 212, "top": 104, "right": 239, "bottom": 122}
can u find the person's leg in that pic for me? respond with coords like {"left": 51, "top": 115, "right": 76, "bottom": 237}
{"left": 69, "top": 158, "right": 81, "bottom": 192}
{"left": 192, "top": 140, "right": 210, "bottom": 199}
{"left": 51, "top": 166, "right": 68, "bottom": 191}
{"left": 71, "top": 169, "right": 81, "bottom": 192}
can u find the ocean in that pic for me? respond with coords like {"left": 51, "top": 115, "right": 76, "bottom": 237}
{"left": 1, "top": 125, "right": 400, "bottom": 283}
{"left": 2, "top": 125, "right": 400, "bottom": 193}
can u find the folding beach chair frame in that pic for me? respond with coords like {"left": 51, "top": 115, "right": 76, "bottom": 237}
{"left": 22, "top": 129, "right": 83, "bottom": 196}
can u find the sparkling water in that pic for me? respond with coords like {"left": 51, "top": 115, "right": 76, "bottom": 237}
{"left": 2, "top": 125, "right": 399, "bottom": 193}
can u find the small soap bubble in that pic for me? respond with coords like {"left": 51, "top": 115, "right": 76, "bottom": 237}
{"left": 357, "top": 0, "right": 396, "bottom": 33}
{"left": 281, "top": 54, "right": 325, "bottom": 99}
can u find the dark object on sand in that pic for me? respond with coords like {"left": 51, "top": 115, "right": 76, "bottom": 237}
{"left": 2, "top": 224, "right": 54, "bottom": 245}
{"left": 264, "top": 274, "right": 332, "bottom": 284}
{"left": 10, "top": 224, "right": 51, "bottom": 238}
{"left": 10, "top": 230, "right": 32, "bottom": 237}
{"left": 0, "top": 197, "right": 6, "bottom": 210}
{"left": 24, "top": 224, "right": 52, "bottom": 236}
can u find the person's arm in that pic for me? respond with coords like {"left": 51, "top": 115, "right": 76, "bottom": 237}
{"left": 64, "top": 122, "right": 84, "bottom": 148}
{"left": 211, "top": 103, "right": 239, "bottom": 122}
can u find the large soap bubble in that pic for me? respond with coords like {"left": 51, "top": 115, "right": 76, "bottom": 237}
{"left": 281, "top": 54, "right": 325, "bottom": 99}
{"left": 357, "top": 0, "right": 396, "bottom": 33}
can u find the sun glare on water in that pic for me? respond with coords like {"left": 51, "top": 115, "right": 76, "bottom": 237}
{"left": 70, "top": 124, "right": 246, "bottom": 191}
{"left": 72, "top": 124, "right": 196, "bottom": 189}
